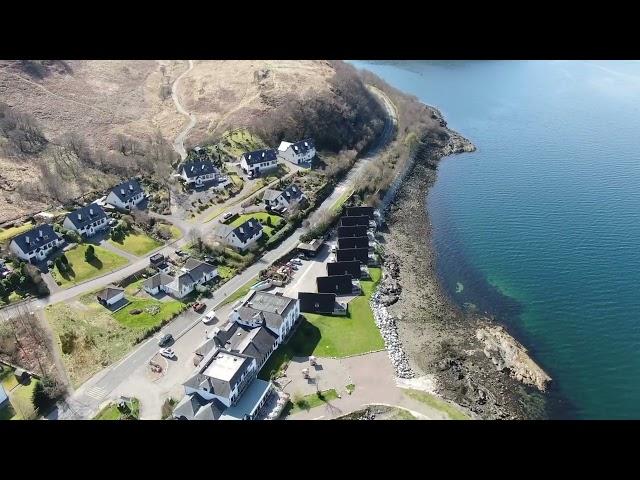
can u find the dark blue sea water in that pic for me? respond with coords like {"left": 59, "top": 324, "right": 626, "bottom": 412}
{"left": 350, "top": 60, "right": 640, "bottom": 419}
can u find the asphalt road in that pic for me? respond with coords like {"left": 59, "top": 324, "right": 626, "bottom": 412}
{"left": 46, "top": 86, "right": 398, "bottom": 419}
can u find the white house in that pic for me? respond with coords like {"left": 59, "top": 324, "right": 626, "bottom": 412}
{"left": 214, "top": 218, "right": 263, "bottom": 251}
{"left": 277, "top": 138, "right": 316, "bottom": 165}
{"left": 63, "top": 204, "right": 108, "bottom": 237}
{"left": 105, "top": 179, "right": 145, "bottom": 211}
{"left": 262, "top": 184, "right": 306, "bottom": 211}
{"left": 239, "top": 149, "right": 278, "bottom": 178}
{"left": 183, "top": 349, "right": 257, "bottom": 408}
{"left": 96, "top": 286, "right": 125, "bottom": 306}
{"left": 9, "top": 224, "right": 63, "bottom": 262}
{"left": 179, "top": 159, "right": 220, "bottom": 187}
{"left": 143, "top": 258, "right": 217, "bottom": 299}
{"left": 229, "top": 290, "right": 300, "bottom": 345}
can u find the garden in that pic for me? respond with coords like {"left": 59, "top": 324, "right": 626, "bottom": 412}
{"left": 51, "top": 244, "right": 128, "bottom": 288}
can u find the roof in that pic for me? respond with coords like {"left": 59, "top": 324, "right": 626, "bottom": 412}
{"left": 10, "top": 224, "right": 61, "bottom": 255}
{"left": 220, "top": 379, "right": 272, "bottom": 420}
{"left": 277, "top": 141, "right": 293, "bottom": 152}
{"left": 317, "top": 275, "right": 353, "bottom": 294}
{"left": 184, "top": 349, "right": 254, "bottom": 400}
{"left": 298, "top": 292, "right": 336, "bottom": 314}
{"left": 327, "top": 261, "right": 362, "bottom": 277}
{"left": 242, "top": 148, "right": 277, "bottom": 165}
{"left": 345, "top": 206, "right": 374, "bottom": 219}
{"left": 288, "top": 138, "right": 315, "bottom": 155}
{"left": 173, "top": 392, "right": 225, "bottom": 420}
{"left": 143, "top": 273, "right": 174, "bottom": 289}
{"left": 237, "top": 291, "right": 297, "bottom": 334}
{"left": 337, "top": 225, "right": 368, "bottom": 238}
{"left": 109, "top": 179, "right": 143, "bottom": 203}
{"left": 180, "top": 159, "right": 219, "bottom": 179}
{"left": 262, "top": 188, "right": 282, "bottom": 202}
{"left": 281, "top": 184, "right": 304, "bottom": 202}
{"left": 336, "top": 247, "right": 369, "bottom": 263}
{"left": 65, "top": 204, "right": 107, "bottom": 229}
{"left": 213, "top": 323, "right": 278, "bottom": 366}
{"left": 0, "top": 384, "right": 7, "bottom": 404}
{"left": 340, "top": 215, "right": 370, "bottom": 227}
{"left": 297, "top": 238, "right": 323, "bottom": 252}
{"left": 338, "top": 236, "right": 369, "bottom": 250}
{"left": 97, "top": 286, "right": 124, "bottom": 301}
{"left": 232, "top": 218, "right": 263, "bottom": 244}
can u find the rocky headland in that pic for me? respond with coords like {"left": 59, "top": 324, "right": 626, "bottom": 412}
{"left": 372, "top": 125, "right": 551, "bottom": 419}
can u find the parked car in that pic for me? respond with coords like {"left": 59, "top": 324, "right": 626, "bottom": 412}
{"left": 175, "top": 249, "right": 185, "bottom": 256}
{"left": 290, "top": 258, "right": 303, "bottom": 265}
{"left": 158, "top": 333, "right": 173, "bottom": 347}
{"left": 223, "top": 212, "right": 234, "bottom": 221}
{"left": 192, "top": 302, "right": 206, "bottom": 313}
{"left": 202, "top": 310, "right": 217, "bottom": 324}
{"left": 160, "top": 348, "right": 176, "bottom": 359}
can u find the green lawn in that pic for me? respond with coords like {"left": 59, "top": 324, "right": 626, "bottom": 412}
{"left": 124, "top": 279, "right": 145, "bottom": 296}
{"left": 0, "top": 221, "right": 33, "bottom": 243}
{"left": 0, "top": 291, "right": 25, "bottom": 307}
{"left": 217, "top": 265, "right": 236, "bottom": 281}
{"left": 230, "top": 212, "right": 283, "bottom": 238}
{"left": 94, "top": 398, "right": 140, "bottom": 420}
{"left": 109, "top": 230, "right": 163, "bottom": 256}
{"left": 51, "top": 244, "right": 128, "bottom": 288}
{"left": 113, "top": 298, "right": 186, "bottom": 330}
{"left": 330, "top": 188, "right": 354, "bottom": 214}
{"left": 4, "top": 378, "right": 39, "bottom": 420}
{"left": 401, "top": 388, "right": 471, "bottom": 420}
{"left": 219, "top": 275, "right": 258, "bottom": 307}
{"left": 284, "top": 389, "right": 339, "bottom": 416}
{"left": 0, "top": 366, "right": 18, "bottom": 391}
{"left": 259, "top": 268, "right": 384, "bottom": 379}
{"left": 169, "top": 225, "right": 183, "bottom": 240}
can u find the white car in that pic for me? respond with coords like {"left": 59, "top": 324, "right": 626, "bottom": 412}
{"left": 290, "top": 258, "right": 303, "bottom": 265}
{"left": 160, "top": 348, "right": 176, "bottom": 359}
{"left": 202, "top": 310, "right": 217, "bottom": 324}
{"left": 223, "top": 212, "right": 233, "bottom": 220}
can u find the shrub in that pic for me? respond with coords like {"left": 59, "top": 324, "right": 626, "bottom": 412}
{"left": 85, "top": 244, "right": 95, "bottom": 262}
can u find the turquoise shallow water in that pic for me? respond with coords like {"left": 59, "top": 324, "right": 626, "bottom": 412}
{"left": 350, "top": 60, "right": 640, "bottom": 419}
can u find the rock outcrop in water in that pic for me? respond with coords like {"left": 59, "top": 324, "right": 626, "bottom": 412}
{"left": 476, "top": 325, "right": 552, "bottom": 391}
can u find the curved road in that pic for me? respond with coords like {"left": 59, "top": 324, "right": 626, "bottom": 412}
{"left": 46, "top": 86, "right": 399, "bottom": 420}
{"left": 172, "top": 60, "right": 196, "bottom": 160}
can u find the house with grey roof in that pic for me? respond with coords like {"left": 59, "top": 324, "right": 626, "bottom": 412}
{"left": 214, "top": 218, "right": 263, "bottom": 251}
{"left": 173, "top": 391, "right": 226, "bottom": 420}
{"left": 96, "top": 285, "right": 125, "bottom": 306}
{"left": 179, "top": 159, "right": 221, "bottom": 187}
{"left": 143, "top": 258, "right": 217, "bottom": 298}
{"left": 239, "top": 148, "right": 278, "bottom": 178}
{"left": 105, "top": 179, "right": 144, "bottom": 211}
{"left": 277, "top": 138, "right": 316, "bottom": 165}
{"left": 183, "top": 349, "right": 257, "bottom": 408}
{"left": 262, "top": 184, "right": 306, "bottom": 211}
{"left": 63, "top": 204, "right": 108, "bottom": 237}
{"left": 9, "top": 224, "right": 63, "bottom": 262}
{"left": 228, "top": 290, "right": 300, "bottom": 345}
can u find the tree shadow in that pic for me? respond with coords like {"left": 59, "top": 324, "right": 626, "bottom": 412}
{"left": 87, "top": 256, "right": 103, "bottom": 269}
{"left": 288, "top": 318, "right": 322, "bottom": 357}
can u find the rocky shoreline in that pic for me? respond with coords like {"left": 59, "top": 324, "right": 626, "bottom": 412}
{"left": 372, "top": 126, "right": 551, "bottom": 419}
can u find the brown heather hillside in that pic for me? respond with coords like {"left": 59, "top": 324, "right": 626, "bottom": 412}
{"left": 0, "top": 60, "right": 385, "bottom": 224}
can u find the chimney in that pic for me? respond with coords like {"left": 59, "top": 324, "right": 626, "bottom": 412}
{"left": 129, "top": 184, "right": 133, "bottom": 191}
{"left": 191, "top": 166, "right": 194, "bottom": 172}
{"left": 120, "top": 188, "right": 125, "bottom": 195}
{"left": 262, "top": 152, "right": 265, "bottom": 158}
{"left": 201, "top": 164, "right": 205, "bottom": 170}
{"left": 39, "top": 230, "right": 43, "bottom": 237}
{"left": 78, "top": 213, "right": 82, "bottom": 220}
{"left": 304, "top": 142, "right": 308, "bottom": 147}
{"left": 25, "top": 236, "right": 30, "bottom": 244}
{"left": 239, "top": 227, "right": 244, "bottom": 234}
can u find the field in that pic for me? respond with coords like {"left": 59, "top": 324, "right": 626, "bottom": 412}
{"left": 0, "top": 367, "right": 40, "bottom": 420}
{"left": 259, "top": 268, "right": 384, "bottom": 379}
{"left": 51, "top": 244, "right": 128, "bottom": 288}
{"left": 45, "top": 292, "right": 183, "bottom": 387}
{"left": 113, "top": 298, "right": 186, "bottom": 329}
{"left": 109, "top": 230, "right": 163, "bottom": 256}
{"left": 284, "top": 389, "right": 339, "bottom": 416}
{"left": 0, "top": 221, "right": 33, "bottom": 243}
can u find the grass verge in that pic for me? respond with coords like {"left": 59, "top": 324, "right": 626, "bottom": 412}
{"left": 401, "top": 388, "right": 470, "bottom": 420}
{"left": 284, "top": 389, "right": 339, "bottom": 416}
